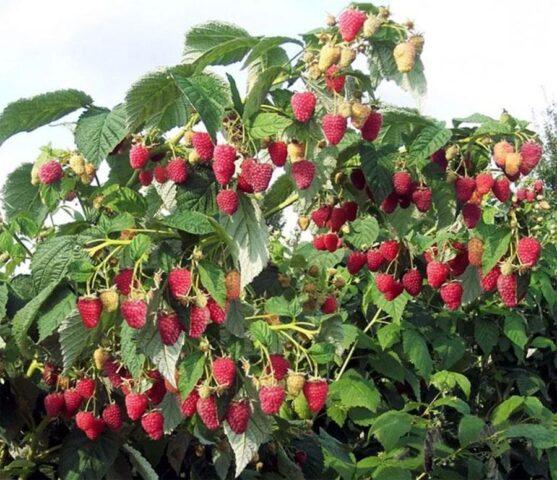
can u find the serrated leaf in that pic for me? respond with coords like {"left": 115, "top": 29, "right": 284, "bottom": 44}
{"left": 344, "top": 216, "right": 379, "bottom": 249}
{"left": 242, "top": 36, "right": 302, "bottom": 68}
{"left": 409, "top": 124, "right": 452, "bottom": 167}
{"left": 458, "top": 415, "right": 485, "bottom": 447}
{"left": 263, "top": 174, "right": 295, "bottom": 214}
{"left": 163, "top": 209, "right": 213, "bottom": 235}
{"left": 178, "top": 351, "right": 206, "bottom": 397}
{"left": 243, "top": 66, "right": 283, "bottom": 122}
{"left": 37, "top": 288, "right": 76, "bottom": 342}
{"left": 250, "top": 112, "right": 292, "bottom": 139}
{"left": 478, "top": 223, "right": 511, "bottom": 274}
{"left": 31, "top": 235, "right": 81, "bottom": 291}
{"left": 371, "top": 410, "right": 413, "bottom": 451}
{"left": 1, "top": 163, "right": 48, "bottom": 223}
{"left": 402, "top": 328, "right": 432, "bottom": 379}
{"left": 248, "top": 320, "right": 281, "bottom": 352}
{"left": 503, "top": 424, "right": 557, "bottom": 449}
{"left": 0, "top": 284, "right": 7, "bottom": 319}
{"left": 504, "top": 313, "right": 528, "bottom": 350}
{"left": 59, "top": 311, "right": 96, "bottom": 371}
{"left": 360, "top": 143, "right": 394, "bottom": 204}
{"left": 492, "top": 396, "right": 524, "bottom": 426}
{"left": 329, "top": 369, "right": 380, "bottom": 412}
{"left": 120, "top": 323, "right": 146, "bottom": 378}
{"left": 376, "top": 323, "right": 401, "bottom": 350}
{"left": 122, "top": 444, "right": 158, "bottom": 480}
{"left": 364, "top": 280, "right": 408, "bottom": 323}
{"left": 198, "top": 260, "right": 226, "bottom": 306}
{"left": 158, "top": 393, "right": 183, "bottom": 434}
{"left": 175, "top": 169, "right": 217, "bottom": 215}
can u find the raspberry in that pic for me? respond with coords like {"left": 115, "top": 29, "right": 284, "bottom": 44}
{"left": 139, "top": 170, "right": 153, "bottom": 186}
{"left": 392, "top": 171, "right": 412, "bottom": 196}
{"left": 259, "top": 385, "right": 285, "bottom": 415}
{"left": 42, "top": 362, "right": 59, "bottom": 386}
{"left": 225, "top": 400, "right": 251, "bottom": 434}
{"left": 311, "top": 205, "right": 332, "bottom": 228}
{"left": 192, "top": 132, "right": 214, "bottom": 161}
{"left": 516, "top": 188, "right": 527, "bottom": 202}
{"left": 497, "top": 273, "right": 518, "bottom": 307}
{"left": 38, "top": 160, "right": 64, "bottom": 185}
{"left": 517, "top": 237, "right": 541, "bottom": 267}
{"left": 448, "top": 248, "right": 469, "bottom": 277}
{"left": 520, "top": 142, "right": 542, "bottom": 174}
{"left": 350, "top": 168, "right": 366, "bottom": 190}
{"left": 481, "top": 266, "right": 500, "bottom": 292}
{"left": 189, "top": 305, "right": 210, "bottom": 338}
{"left": 379, "top": 240, "right": 399, "bottom": 262}
{"left": 468, "top": 238, "right": 484, "bottom": 267}
{"left": 303, "top": 379, "right": 328, "bottom": 413}
{"left": 462, "top": 203, "right": 481, "bottom": 229}
{"left": 492, "top": 177, "right": 511, "bottom": 202}
{"left": 323, "top": 232, "right": 341, "bottom": 252}
{"left": 266, "top": 354, "right": 290, "bottom": 381}
{"left": 197, "top": 395, "right": 220, "bottom": 430}
{"left": 412, "top": 186, "right": 432, "bottom": 212}
{"left": 125, "top": 393, "right": 149, "bottom": 421}
{"left": 212, "top": 145, "right": 236, "bottom": 185}
{"left": 121, "top": 299, "right": 147, "bottom": 329}
{"left": 181, "top": 389, "right": 200, "bottom": 417}
{"left": 166, "top": 157, "right": 188, "bottom": 184}
{"left": 237, "top": 158, "right": 255, "bottom": 193}
{"left": 526, "top": 189, "right": 535, "bottom": 202}
{"left": 157, "top": 311, "right": 181, "bottom": 346}
{"left": 533, "top": 179, "right": 543, "bottom": 193}
{"left": 505, "top": 152, "right": 522, "bottom": 176}
{"left": 439, "top": 281, "right": 462, "bottom": 310}
{"left": 359, "top": 111, "right": 382, "bottom": 141}
{"left": 322, "top": 113, "right": 347, "bottom": 145}
{"left": 313, "top": 235, "right": 326, "bottom": 251}
{"left": 455, "top": 176, "right": 476, "bottom": 203}
{"left": 207, "top": 297, "right": 227, "bottom": 324}
{"left": 375, "top": 273, "right": 395, "bottom": 294}
{"left": 102, "top": 403, "right": 123, "bottom": 431}
{"left": 153, "top": 165, "right": 168, "bottom": 183}
{"left": 217, "top": 189, "right": 239, "bottom": 215}
{"left": 168, "top": 267, "right": 192, "bottom": 299}
{"left": 146, "top": 371, "right": 167, "bottom": 405}
{"left": 321, "top": 295, "right": 337, "bottom": 314}
{"left": 337, "top": 9, "right": 366, "bottom": 42}
{"left": 493, "top": 140, "right": 513, "bottom": 167}
{"left": 141, "top": 411, "right": 165, "bottom": 440}
{"left": 64, "top": 389, "right": 83, "bottom": 416}
{"left": 129, "top": 144, "right": 150, "bottom": 170}
{"left": 286, "top": 372, "right": 306, "bottom": 396}
{"left": 383, "top": 280, "right": 404, "bottom": 301}
{"left": 325, "top": 65, "right": 345, "bottom": 93}
{"left": 381, "top": 191, "right": 398, "bottom": 213}
{"left": 225, "top": 270, "right": 241, "bottom": 300}
{"left": 347, "top": 250, "right": 367, "bottom": 274}
{"left": 427, "top": 261, "right": 450, "bottom": 289}
{"left": 291, "top": 92, "right": 316, "bottom": 123}
{"left": 291, "top": 160, "right": 316, "bottom": 190}
{"left": 76, "top": 411, "right": 95, "bottom": 431}
{"left": 268, "top": 141, "right": 287, "bottom": 167}
{"left": 393, "top": 41, "right": 416, "bottom": 73}
{"left": 84, "top": 417, "right": 106, "bottom": 441}
{"left": 398, "top": 195, "right": 412, "bottom": 209}
{"left": 44, "top": 392, "right": 65, "bottom": 417}
{"left": 342, "top": 201, "right": 358, "bottom": 221}
{"left": 328, "top": 206, "right": 347, "bottom": 232}
{"left": 318, "top": 44, "right": 340, "bottom": 71}
{"left": 251, "top": 163, "right": 274, "bottom": 192}
{"left": 213, "top": 357, "right": 236, "bottom": 388}
{"left": 114, "top": 268, "right": 134, "bottom": 296}
{"left": 77, "top": 296, "right": 103, "bottom": 329}
{"left": 367, "top": 249, "right": 385, "bottom": 271}
{"left": 99, "top": 288, "right": 119, "bottom": 313}
{"left": 475, "top": 173, "right": 494, "bottom": 195}
{"left": 76, "top": 378, "right": 96, "bottom": 399}
{"left": 402, "top": 269, "right": 422, "bottom": 297}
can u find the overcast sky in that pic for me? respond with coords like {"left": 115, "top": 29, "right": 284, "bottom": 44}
{"left": 1, "top": 0, "right": 556, "bottom": 189}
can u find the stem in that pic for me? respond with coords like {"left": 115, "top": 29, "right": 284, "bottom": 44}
{"left": 27, "top": 416, "right": 51, "bottom": 461}
{"left": 264, "top": 193, "right": 300, "bottom": 219}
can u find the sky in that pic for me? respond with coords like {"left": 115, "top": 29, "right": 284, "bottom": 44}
{"left": 1, "top": 0, "right": 556, "bottom": 190}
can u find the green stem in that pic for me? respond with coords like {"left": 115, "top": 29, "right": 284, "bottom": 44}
{"left": 264, "top": 193, "right": 300, "bottom": 219}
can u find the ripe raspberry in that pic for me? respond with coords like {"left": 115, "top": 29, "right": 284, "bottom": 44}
{"left": 517, "top": 237, "right": 541, "bottom": 267}
{"left": 38, "top": 160, "right": 63, "bottom": 185}
{"left": 303, "top": 379, "right": 328, "bottom": 413}
{"left": 189, "top": 305, "right": 210, "bottom": 338}
{"left": 266, "top": 354, "right": 290, "bottom": 381}
{"left": 323, "top": 232, "right": 341, "bottom": 252}
{"left": 237, "top": 158, "right": 255, "bottom": 193}
{"left": 153, "top": 165, "right": 168, "bottom": 183}
{"left": 77, "top": 296, "right": 103, "bottom": 329}
{"left": 291, "top": 92, "right": 316, "bottom": 123}
{"left": 402, "top": 269, "right": 422, "bottom": 297}
{"left": 533, "top": 179, "right": 544, "bottom": 193}
{"left": 497, "top": 273, "right": 518, "bottom": 307}
{"left": 375, "top": 273, "right": 395, "bottom": 294}
{"left": 481, "top": 266, "right": 500, "bottom": 292}
{"left": 313, "top": 234, "right": 326, "bottom": 251}
{"left": 398, "top": 194, "right": 412, "bottom": 209}
{"left": 213, "top": 145, "right": 236, "bottom": 185}
{"left": 347, "top": 250, "right": 367, "bottom": 274}
{"left": 520, "top": 142, "right": 542, "bottom": 174}
{"left": 259, "top": 385, "right": 285, "bottom": 415}
{"left": 359, "top": 111, "right": 382, "bottom": 141}
{"left": 291, "top": 160, "right": 316, "bottom": 190}
{"left": 462, "top": 203, "right": 481, "bottom": 229}
{"left": 343, "top": 201, "right": 358, "bottom": 222}
{"left": 157, "top": 311, "right": 181, "bottom": 346}
{"left": 138, "top": 170, "right": 153, "bottom": 186}
{"left": 268, "top": 141, "right": 287, "bottom": 167}
{"left": 322, "top": 114, "right": 347, "bottom": 145}
{"left": 383, "top": 280, "right": 404, "bottom": 301}
{"left": 168, "top": 267, "right": 192, "bottom": 299}
{"left": 455, "top": 176, "right": 476, "bottom": 203}
{"left": 337, "top": 9, "right": 366, "bottom": 42}
{"left": 367, "top": 249, "right": 385, "bottom": 271}
{"left": 192, "top": 132, "right": 214, "bottom": 161}
{"left": 440, "top": 281, "right": 463, "bottom": 310}
{"left": 64, "top": 388, "right": 83, "bottom": 416}
{"left": 475, "top": 173, "right": 494, "bottom": 195}
{"left": 213, "top": 357, "right": 236, "bottom": 388}
{"left": 207, "top": 297, "right": 227, "bottom": 325}
{"left": 392, "top": 171, "right": 412, "bottom": 196}
{"left": 251, "top": 163, "right": 273, "bottom": 192}
{"left": 181, "top": 389, "right": 200, "bottom": 417}
{"left": 129, "top": 144, "right": 150, "bottom": 170}
{"left": 146, "top": 371, "right": 166, "bottom": 406}
{"left": 431, "top": 149, "right": 448, "bottom": 171}
{"left": 121, "top": 298, "right": 147, "bottom": 329}
{"left": 526, "top": 189, "right": 535, "bottom": 202}
{"left": 325, "top": 65, "right": 345, "bottom": 93}
{"left": 99, "top": 288, "right": 118, "bottom": 313}
{"left": 225, "top": 270, "right": 241, "bottom": 300}
{"left": 427, "top": 261, "right": 450, "bottom": 289}
{"left": 166, "top": 157, "right": 188, "bottom": 184}
{"left": 125, "top": 393, "right": 148, "bottom": 421}
{"left": 226, "top": 400, "right": 251, "bottom": 434}
{"left": 412, "top": 186, "right": 432, "bottom": 212}
{"left": 516, "top": 188, "right": 527, "bottom": 202}
{"left": 76, "top": 378, "right": 96, "bottom": 399}
{"left": 448, "top": 247, "right": 469, "bottom": 277}
{"left": 76, "top": 410, "right": 95, "bottom": 431}
{"left": 493, "top": 140, "right": 513, "bottom": 167}
{"left": 217, "top": 189, "right": 239, "bottom": 216}
{"left": 311, "top": 205, "right": 332, "bottom": 228}
{"left": 468, "top": 238, "right": 484, "bottom": 267}
{"left": 84, "top": 417, "right": 105, "bottom": 441}
{"left": 492, "top": 177, "right": 511, "bottom": 202}
{"left": 141, "top": 411, "right": 165, "bottom": 440}
{"left": 102, "top": 403, "right": 123, "bottom": 431}
{"left": 197, "top": 395, "right": 220, "bottom": 430}
{"left": 44, "top": 392, "right": 65, "bottom": 417}
{"left": 328, "top": 206, "right": 347, "bottom": 232}
{"left": 321, "top": 295, "right": 337, "bottom": 314}
{"left": 114, "top": 268, "right": 134, "bottom": 296}
{"left": 379, "top": 240, "right": 399, "bottom": 262}
{"left": 381, "top": 191, "right": 398, "bottom": 214}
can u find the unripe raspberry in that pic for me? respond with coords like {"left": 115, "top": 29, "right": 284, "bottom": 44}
{"left": 99, "top": 288, "right": 119, "bottom": 313}
{"left": 93, "top": 347, "right": 108, "bottom": 370}
{"left": 493, "top": 140, "right": 513, "bottom": 167}
{"left": 393, "top": 41, "right": 416, "bottom": 73}
{"left": 363, "top": 14, "right": 382, "bottom": 37}
{"left": 286, "top": 371, "right": 306, "bottom": 396}
{"left": 467, "top": 238, "right": 484, "bottom": 267}
{"left": 318, "top": 44, "right": 341, "bottom": 72}
{"left": 287, "top": 141, "right": 305, "bottom": 162}
{"left": 69, "top": 154, "right": 85, "bottom": 175}
{"left": 225, "top": 270, "right": 241, "bottom": 300}
{"left": 504, "top": 152, "right": 522, "bottom": 177}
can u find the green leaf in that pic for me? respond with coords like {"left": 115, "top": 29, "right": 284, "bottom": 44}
{"left": 478, "top": 223, "right": 511, "bottom": 274}
{"left": 31, "top": 235, "right": 80, "bottom": 291}
{"left": 37, "top": 288, "right": 76, "bottom": 342}
{"left": 122, "top": 444, "right": 158, "bottom": 480}
{"left": 430, "top": 370, "right": 471, "bottom": 398}
{"left": 248, "top": 320, "right": 281, "bottom": 352}
{"left": 458, "top": 415, "right": 486, "bottom": 447}
{"left": 344, "top": 216, "right": 379, "bottom": 250}
{"left": 243, "top": 66, "right": 283, "bottom": 122}
{"left": 120, "top": 323, "right": 146, "bottom": 378}
{"left": 175, "top": 169, "right": 217, "bottom": 215}
{"left": 329, "top": 369, "right": 380, "bottom": 412}
{"left": 198, "top": 260, "right": 226, "bottom": 306}
{"left": 504, "top": 424, "right": 557, "bottom": 449}
{"left": 371, "top": 410, "right": 413, "bottom": 451}
{"left": 402, "top": 329, "right": 432, "bottom": 379}
{"left": 163, "top": 210, "right": 213, "bottom": 235}
{"left": 409, "top": 124, "right": 452, "bottom": 167}
{"left": 178, "top": 351, "right": 206, "bottom": 397}
{"left": 0, "top": 89, "right": 92, "bottom": 146}
{"left": 59, "top": 311, "right": 96, "bottom": 371}
{"left": 360, "top": 143, "right": 394, "bottom": 204}
{"left": 504, "top": 313, "right": 528, "bottom": 350}
{"left": 376, "top": 323, "right": 401, "bottom": 350}
{"left": 492, "top": 396, "right": 524, "bottom": 426}
{"left": 250, "top": 112, "right": 292, "bottom": 139}
{"left": 364, "top": 280, "right": 408, "bottom": 323}
{"left": 102, "top": 185, "right": 147, "bottom": 217}
{"left": 474, "top": 318, "right": 499, "bottom": 355}
{"left": 374, "top": 467, "right": 412, "bottom": 480}
{"left": 308, "top": 343, "right": 335, "bottom": 364}
{"left": 1, "top": 163, "right": 48, "bottom": 223}
{"left": 158, "top": 393, "right": 183, "bottom": 434}
{"left": 460, "top": 265, "right": 483, "bottom": 305}
{"left": 242, "top": 36, "right": 302, "bottom": 68}
{"left": 263, "top": 174, "right": 295, "bottom": 214}
{"left": 74, "top": 105, "right": 128, "bottom": 167}
{"left": 0, "top": 284, "right": 7, "bottom": 319}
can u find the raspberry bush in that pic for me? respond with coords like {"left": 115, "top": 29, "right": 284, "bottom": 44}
{"left": 1, "top": 3, "right": 556, "bottom": 479}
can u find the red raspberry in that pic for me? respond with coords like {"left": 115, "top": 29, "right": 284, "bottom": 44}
{"left": 448, "top": 248, "right": 469, "bottom": 277}
{"left": 84, "top": 417, "right": 105, "bottom": 441}
{"left": 237, "top": 158, "right": 255, "bottom": 193}
{"left": 526, "top": 189, "right": 535, "bottom": 202}
{"left": 153, "top": 165, "right": 168, "bottom": 183}
{"left": 166, "top": 157, "right": 188, "bottom": 184}
{"left": 379, "top": 240, "right": 399, "bottom": 262}
{"left": 192, "top": 132, "right": 214, "bottom": 161}
{"left": 114, "top": 268, "right": 134, "bottom": 296}
{"left": 517, "top": 237, "right": 541, "bottom": 267}
{"left": 266, "top": 354, "right": 290, "bottom": 381}
{"left": 225, "top": 400, "right": 251, "bottom": 434}
{"left": 38, "top": 160, "right": 63, "bottom": 184}
{"left": 323, "top": 232, "right": 341, "bottom": 252}
{"left": 440, "top": 281, "right": 463, "bottom": 310}
{"left": 197, "top": 394, "right": 220, "bottom": 430}
{"left": 217, "top": 189, "right": 239, "bottom": 216}
{"left": 383, "top": 280, "right": 404, "bottom": 301}
{"left": 322, "top": 113, "right": 347, "bottom": 145}
{"left": 381, "top": 191, "right": 398, "bottom": 213}
{"left": 497, "top": 273, "right": 518, "bottom": 307}
{"left": 402, "top": 269, "right": 422, "bottom": 296}
{"left": 189, "top": 305, "right": 210, "bottom": 338}
{"left": 431, "top": 149, "right": 448, "bottom": 171}
{"left": 321, "top": 295, "right": 337, "bottom": 314}
{"left": 392, "top": 171, "right": 412, "bottom": 196}
{"left": 44, "top": 392, "right": 65, "bottom": 417}
{"left": 427, "top": 261, "right": 450, "bottom": 289}
{"left": 455, "top": 176, "right": 476, "bottom": 203}
{"left": 121, "top": 298, "right": 147, "bottom": 329}
{"left": 76, "top": 410, "right": 95, "bottom": 431}
{"left": 398, "top": 195, "right": 412, "bottom": 209}
{"left": 181, "top": 389, "right": 200, "bottom": 417}
{"left": 42, "top": 362, "right": 59, "bottom": 386}
{"left": 125, "top": 393, "right": 149, "bottom": 421}
{"left": 516, "top": 188, "right": 527, "bottom": 202}
{"left": 347, "top": 250, "right": 367, "bottom": 274}
{"left": 77, "top": 296, "right": 103, "bottom": 329}
{"left": 141, "top": 411, "right": 165, "bottom": 440}
{"left": 462, "top": 203, "right": 481, "bottom": 229}
{"left": 533, "top": 179, "right": 543, "bottom": 193}
{"left": 325, "top": 65, "right": 345, "bottom": 93}
{"left": 129, "top": 144, "right": 150, "bottom": 169}
{"left": 328, "top": 206, "right": 347, "bottom": 232}
{"left": 313, "top": 234, "right": 326, "bottom": 251}
{"left": 359, "top": 111, "right": 382, "bottom": 141}
{"left": 475, "top": 173, "right": 494, "bottom": 195}
{"left": 259, "top": 385, "right": 285, "bottom": 415}
{"left": 213, "top": 357, "right": 236, "bottom": 388}
{"left": 481, "top": 266, "right": 500, "bottom": 292}
{"left": 168, "top": 267, "right": 192, "bottom": 299}
{"left": 139, "top": 170, "right": 153, "bottom": 186}
{"left": 268, "top": 141, "right": 287, "bottom": 167}
{"left": 342, "top": 201, "right": 358, "bottom": 221}
{"left": 146, "top": 370, "right": 166, "bottom": 406}
{"left": 350, "top": 168, "right": 366, "bottom": 190}
{"left": 207, "top": 297, "right": 227, "bottom": 325}
{"left": 102, "top": 403, "right": 123, "bottom": 431}
{"left": 303, "top": 379, "right": 328, "bottom": 413}
{"left": 337, "top": 9, "right": 366, "bottom": 42}
{"left": 367, "top": 249, "right": 385, "bottom": 271}
{"left": 213, "top": 145, "right": 236, "bottom": 185}
{"left": 76, "top": 378, "right": 96, "bottom": 399}
{"left": 412, "top": 186, "right": 432, "bottom": 212}
{"left": 250, "top": 163, "right": 274, "bottom": 192}
{"left": 64, "top": 388, "right": 83, "bottom": 416}
{"left": 492, "top": 177, "right": 510, "bottom": 202}
{"left": 291, "top": 160, "right": 316, "bottom": 190}
{"left": 375, "top": 273, "right": 395, "bottom": 294}
{"left": 157, "top": 311, "right": 182, "bottom": 345}
{"left": 311, "top": 205, "right": 332, "bottom": 228}
{"left": 291, "top": 92, "right": 316, "bottom": 123}
{"left": 520, "top": 142, "right": 542, "bottom": 174}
